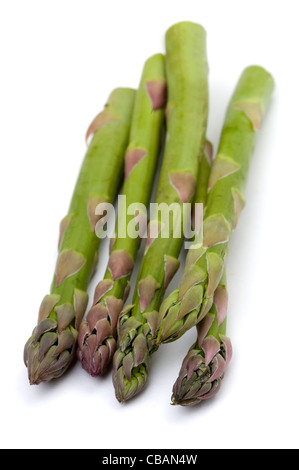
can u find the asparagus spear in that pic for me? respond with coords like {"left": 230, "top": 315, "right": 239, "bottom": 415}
{"left": 77, "top": 53, "right": 166, "bottom": 377}
{"left": 172, "top": 146, "right": 233, "bottom": 406}
{"left": 171, "top": 273, "right": 232, "bottom": 406}
{"left": 23, "top": 88, "right": 136, "bottom": 385}
{"left": 112, "top": 21, "right": 209, "bottom": 401}
{"left": 155, "top": 65, "right": 274, "bottom": 345}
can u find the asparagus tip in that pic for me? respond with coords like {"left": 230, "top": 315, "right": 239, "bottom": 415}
{"left": 112, "top": 360, "right": 148, "bottom": 403}
{"left": 77, "top": 337, "right": 115, "bottom": 378}
{"left": 77, "top": 317, "right": 117, "bottom": 377}
{"left": 171, "top": 336, "right": 232, "bottom": 407}
{"left": 23, "top": 319, "right": 77, "bottom": 385}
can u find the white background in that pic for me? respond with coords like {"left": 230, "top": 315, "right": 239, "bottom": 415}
{"left": 1, "top": 0, "right": 298, "bottom": 450}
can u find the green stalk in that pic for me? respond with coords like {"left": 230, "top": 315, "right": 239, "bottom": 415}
{"left": 155, "top": 65, "right": 274, "bottom": 345}
{"left": 112, "top": 22, "right": 209, "bottom": 402}
{"left": 77, "top": 54, "right": 166, "bottom": 376}
{"left": 23, "top": 88, "right": 136, "bottom": 384}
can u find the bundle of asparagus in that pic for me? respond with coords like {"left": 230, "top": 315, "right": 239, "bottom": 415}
{"left": 24, "top": 20, "right": 274, "bottom": 410}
